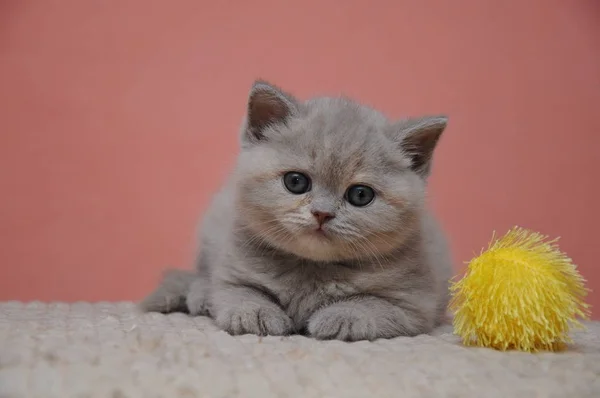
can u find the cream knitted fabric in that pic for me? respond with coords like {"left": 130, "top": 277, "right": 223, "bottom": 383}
{"left": 1, "top": 302, "right": 599, "bottom": 398}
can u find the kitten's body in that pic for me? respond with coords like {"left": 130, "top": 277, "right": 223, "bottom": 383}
{"left": 142, "top": 83, "right": 453, "bottom": 341}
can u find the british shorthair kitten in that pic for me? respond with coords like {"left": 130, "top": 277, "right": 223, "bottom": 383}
{"left": 141, "top": 80, "right": 453, "bottom": 341}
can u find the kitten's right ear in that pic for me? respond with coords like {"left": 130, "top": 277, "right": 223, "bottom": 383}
{"left": 243, "top": 80, "right": 299, "bottom": 144}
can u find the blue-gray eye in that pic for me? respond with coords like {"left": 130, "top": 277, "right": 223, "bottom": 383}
{"left": 346, "top": 185, "right": 375, "bottom": 207}
{"left": 283, "top": 172, "right": 311, "bottom": 194}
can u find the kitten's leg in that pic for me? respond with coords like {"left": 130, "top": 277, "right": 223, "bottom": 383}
{"left": 139, "top": 269, "right": 196, "bottom": 313}
{"left": 210, "top": 284, "right": 293, "bottom": 336}
{"left": 186, "top": 277, "right": 210, "bottom": 316}
{"left": 307, "top": 296, "right": 433, "bottom": 341}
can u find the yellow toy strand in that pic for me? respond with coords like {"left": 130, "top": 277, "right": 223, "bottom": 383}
{"left": 449, "top": 226, "right": 590, "bottom": 352}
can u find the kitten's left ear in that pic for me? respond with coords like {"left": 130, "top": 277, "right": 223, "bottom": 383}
{"left": 389, "top": 115, "right": 448, "bottom": 178}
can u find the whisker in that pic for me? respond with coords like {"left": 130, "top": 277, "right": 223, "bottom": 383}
{"left": 366, "top": 230, "right": 398, "bottom": 250}
{"left": 345, "top": 240, "right": 364, "bottom": 271}
{"left": 355, "top": 236, "right": 387, "bottom": 271}
{"left": 240, "top": 223, "right": 287, "bottom": 250}
{"left": 233, "top": 218, "right": 281, "bottom": 233}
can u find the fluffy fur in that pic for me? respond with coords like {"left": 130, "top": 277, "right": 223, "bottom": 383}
{"left": 141, "top": 80, "right": 453, "bottom": 341}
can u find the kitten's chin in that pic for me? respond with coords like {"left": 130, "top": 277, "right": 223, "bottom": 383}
{"left": 282, "top": 234, "right": 345, "bottom": 262}
{"left": 278, "top": 230, "right": 409, "bottom": 263}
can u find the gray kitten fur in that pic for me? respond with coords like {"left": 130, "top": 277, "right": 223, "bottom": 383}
{"left": 141, "top": 80, "right": 453, "bottom": 341}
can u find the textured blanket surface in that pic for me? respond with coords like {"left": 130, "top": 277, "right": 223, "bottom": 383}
{"left": 0, "top": 302, "right": 599, "bottom": 398}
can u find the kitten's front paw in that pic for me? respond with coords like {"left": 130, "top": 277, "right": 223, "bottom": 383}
{"left": 140, "top": 288, "right": 186, "bottom": 313}
{"left": 186, "top": 278, "right": 210, "bottom": 316}
{"left": 215, "top": 304, "right": 293, "bottom": 336}
{"left": 308, "top": 305, "right": 377, "bottom": 341}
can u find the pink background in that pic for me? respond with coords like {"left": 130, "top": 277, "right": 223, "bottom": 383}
{"left": 1, "top": 1, "right": 599, "bottom": 319}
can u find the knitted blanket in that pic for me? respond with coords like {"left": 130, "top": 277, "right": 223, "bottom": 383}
{"left": 0, "top": 302, "right": 598, "bottom": 397}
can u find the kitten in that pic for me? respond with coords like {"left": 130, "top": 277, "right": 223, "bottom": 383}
{"left": 141, "top": 80, "right": 453, "bottom": 341}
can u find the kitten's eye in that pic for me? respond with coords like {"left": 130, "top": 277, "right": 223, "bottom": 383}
{"left": 345, "top": 185, "right": 375, "bottom": 207}
{"left": 283, "top": 172, "right": 311, "bottom": 194}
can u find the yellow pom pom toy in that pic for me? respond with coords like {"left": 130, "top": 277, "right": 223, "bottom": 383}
{"left": 450, "top": 226, "right": 590, "bottom": 352}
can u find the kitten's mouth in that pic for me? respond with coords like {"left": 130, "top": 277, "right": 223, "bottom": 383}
{"left": 313, "top": 227, "right": 329, "bottom": 237}
{"left": 300, "top": 224, "right": 332, "bottom": 240}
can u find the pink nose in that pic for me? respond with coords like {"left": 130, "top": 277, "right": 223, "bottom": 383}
{"left": 312, "top": 210, "right": 335, "bottom": 225}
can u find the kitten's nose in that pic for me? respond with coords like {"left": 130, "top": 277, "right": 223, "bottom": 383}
{"left": 312, "top": 210, "right": 335, "bottom": 225}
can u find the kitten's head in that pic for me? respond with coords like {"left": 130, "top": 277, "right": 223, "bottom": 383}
{"left": 235, "top": 80, "right": 447, "bottom": 262}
